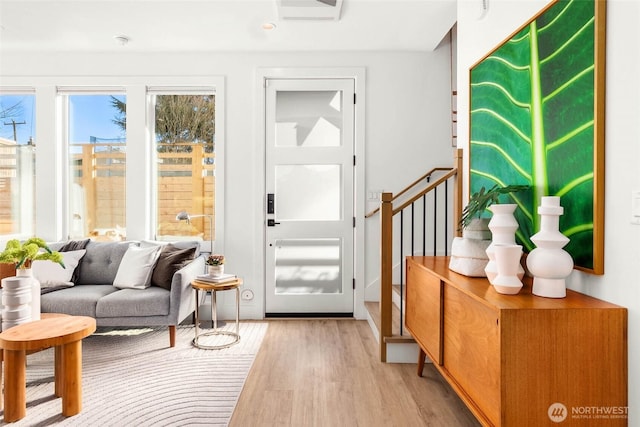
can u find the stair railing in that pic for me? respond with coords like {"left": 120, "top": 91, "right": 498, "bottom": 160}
{"left": 367, "top": 149, "right": 462, "bottom": 362}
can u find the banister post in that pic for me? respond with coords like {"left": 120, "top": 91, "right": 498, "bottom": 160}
{"left": 379, "top": 192, "right": 393, "bottom": 362}
{"left": 454, "top": 148, "right": 463, "bottom": 237}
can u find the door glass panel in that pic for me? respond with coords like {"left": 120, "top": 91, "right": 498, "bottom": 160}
{"left": 275, "top": 91, "right": 342, "bottom": 147}
{"left": 275, "top": 164, "right": 341, "bottom": 221}
{"left": 274, "top": 239, "right": 342, "bottom": 294}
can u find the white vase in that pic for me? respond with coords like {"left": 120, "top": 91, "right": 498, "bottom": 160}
{"left": 208, "top": 265, "right": 224, "bottom": 277}
{"left": 484, "top": 204, "right": 524, "bottom": 284}
{"left": 527, "top": 196, "right": 574, "bottom": 298}
{"left": 492, "top": 244, "right": 523, "bottom": 295}
{"left": 17, "top": 268, "right": 41, "bottom": 321}
{"left": 2, "top": 274, "right": 33, "bottom": 330}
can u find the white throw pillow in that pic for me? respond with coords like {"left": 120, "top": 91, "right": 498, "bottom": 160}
{"left": 32, "top": 249, "right": 87, "bottom": 288}
{"left": 113, "top": 245, "right": 162, "bottom": 289}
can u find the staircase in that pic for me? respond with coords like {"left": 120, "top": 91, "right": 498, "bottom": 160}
{"left": 365, "top": 149, "right": 462, "bottom": 363}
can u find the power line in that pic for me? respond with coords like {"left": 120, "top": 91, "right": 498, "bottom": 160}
{"left": 3, "top": 119, "right": 26, "bottom": 142}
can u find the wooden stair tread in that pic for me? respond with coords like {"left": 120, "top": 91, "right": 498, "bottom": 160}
{"left": 392, "top": 284, "right": 406, "bottom": 300}
{"left": 384, "top": 335, "right": 415, "bottom": 344}
{"left": 364, "top": 300, "right": 413, "bottom": 339}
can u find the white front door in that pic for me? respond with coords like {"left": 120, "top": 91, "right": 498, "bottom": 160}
{"left": 264, "top": 78, "right": 355, "bottom": 315}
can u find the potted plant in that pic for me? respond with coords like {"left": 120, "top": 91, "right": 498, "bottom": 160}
{"left": 0, "top": 237, "right": 65, "bottom": 325}
{"left": 0, "top": 238, "right": 64, "bottom": 270}
{"left": 450, "top": 184, "right": 528, "bottom": 277}
{"left": 459, "top": 184, "right": 529, "bottom": 232}
{"left": 206, "top": 254, "right": 225, "bottom": 277}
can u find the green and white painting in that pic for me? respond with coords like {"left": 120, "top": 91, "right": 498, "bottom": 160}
{"left": 469, "top": 0, "right": 605, "bottom": 274}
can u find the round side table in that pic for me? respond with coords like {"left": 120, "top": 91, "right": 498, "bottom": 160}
{"left": 191, "top": 278, "right": 242, "bottom": 350}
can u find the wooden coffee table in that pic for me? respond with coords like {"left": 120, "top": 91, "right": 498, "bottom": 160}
{"left": 0, "top": 315, "right": 96, "bottom": 422}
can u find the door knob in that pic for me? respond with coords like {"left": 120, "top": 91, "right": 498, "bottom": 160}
{"left": 267, "top": 219, "right": 280, "bottom": 227}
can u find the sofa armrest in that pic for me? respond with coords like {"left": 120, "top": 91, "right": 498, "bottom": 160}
{"left": 169, "top": 255, "right": 205, "bottom": 325}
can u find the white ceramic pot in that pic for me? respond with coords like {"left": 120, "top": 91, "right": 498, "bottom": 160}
{"left": 208, "top": 265, "right": 224, "bottom": 277}
{"left": 1, "top": 274, "right": 33, "bottom": 330}
{"left": 462, "top": 218, "right": 491, "bottom": 240}
{"left": 449, "top": 218, "right": 491, "bottom": 277}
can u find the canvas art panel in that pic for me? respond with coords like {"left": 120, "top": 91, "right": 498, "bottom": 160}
{"left": 469, "top": 0, "right": 606, "bottom": 274}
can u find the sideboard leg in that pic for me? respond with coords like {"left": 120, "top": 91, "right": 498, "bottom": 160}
{"left": 417, "top": 348, "right": 426, "bottom": 377}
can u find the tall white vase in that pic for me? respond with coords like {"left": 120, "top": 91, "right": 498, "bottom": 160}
{"left": 1, "top": 274, "right": 32, "bottom": 330}
{"left": 17, "top": 268, "right": 41, "bottom": 321}
{"left": 526, "top": 196, "right": 574, "bottom": 298}
{"left": 484, "top": 204, "right": 524, "bottom": 284}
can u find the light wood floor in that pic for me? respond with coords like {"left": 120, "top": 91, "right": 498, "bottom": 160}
{"left": 230, "top": 319, "right": 480, "bottom": 427}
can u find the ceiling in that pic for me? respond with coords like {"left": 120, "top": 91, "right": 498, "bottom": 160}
{"left": 0, "top": 0, "right": 457, "bottom": 54}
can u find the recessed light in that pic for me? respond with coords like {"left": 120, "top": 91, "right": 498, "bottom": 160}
{"left": 113, "top": 35, "right": 130, "bottom": 46}
{"left": 262, "top": 22, "right": 277, "bottom": 31}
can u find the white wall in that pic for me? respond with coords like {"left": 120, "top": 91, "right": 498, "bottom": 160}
{"left": 457, "top": 0, "right": 640, "bottom": 422}
{"left": 0, "top": 48, "right": 453, "bottom": 319}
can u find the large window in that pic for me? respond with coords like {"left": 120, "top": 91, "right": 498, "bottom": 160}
{"left": 0, "top": 91, "right": 35, "bottom": 237}
{"left": 0, "top": 80, "right": 223, "bottom": 247}
{"left": 149, "top": 90, "right": 215, "bottom": 252}
{"left": 64, "top": 92, "right": 127, "bottom": 240}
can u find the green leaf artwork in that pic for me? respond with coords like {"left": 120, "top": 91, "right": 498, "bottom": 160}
{"left": 470, "top": 0, "right": 604, "bottom": 272}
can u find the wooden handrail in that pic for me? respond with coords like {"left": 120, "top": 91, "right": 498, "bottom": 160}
{"left": 364, "top": 167, "right": 454, "bottom": 219}
{"left": 393, "top": 167, "right": 454, "bottom": 201}
{"left": 391, "top": 168, "right": 457, "bottom": 215}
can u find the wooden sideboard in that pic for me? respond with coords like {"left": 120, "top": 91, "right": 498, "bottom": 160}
{"left": 406, "top": 256, "right": 628, "bottom": 427}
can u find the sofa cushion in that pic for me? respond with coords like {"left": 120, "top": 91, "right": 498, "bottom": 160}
{"left": 113, "top": 245, "right": 162, "bottom": 289}
{"left": 58, "top": 239, "right": 91, "bottom": 283}
{"left": 140, "top": 240, "right": 201, "bottom": 258}
{"left": 76, "top": 241, "right": 131, "bottom": 286}
{"left": 96, "top": 287, "right": 171, "bottom": 318}
{"left": 33, "top": 249, "right": 86, "bottom": 289}
{"left": 151, "top": 244, "right": 197, "bottom": 290}
{"left": 41, "top": 284, "right": 117, "bottom": 317}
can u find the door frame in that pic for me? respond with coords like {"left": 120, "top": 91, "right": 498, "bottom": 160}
{"left": 256, "top": 67, "right": 366, "bottom": 319}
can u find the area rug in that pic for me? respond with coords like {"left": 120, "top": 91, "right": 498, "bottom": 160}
{"left": 1, "top": 322, "right": 268, "bottom": 427}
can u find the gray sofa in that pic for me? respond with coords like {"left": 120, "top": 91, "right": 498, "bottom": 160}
{"left": 41, "top": 240, "right": 204, "bottom": 347}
